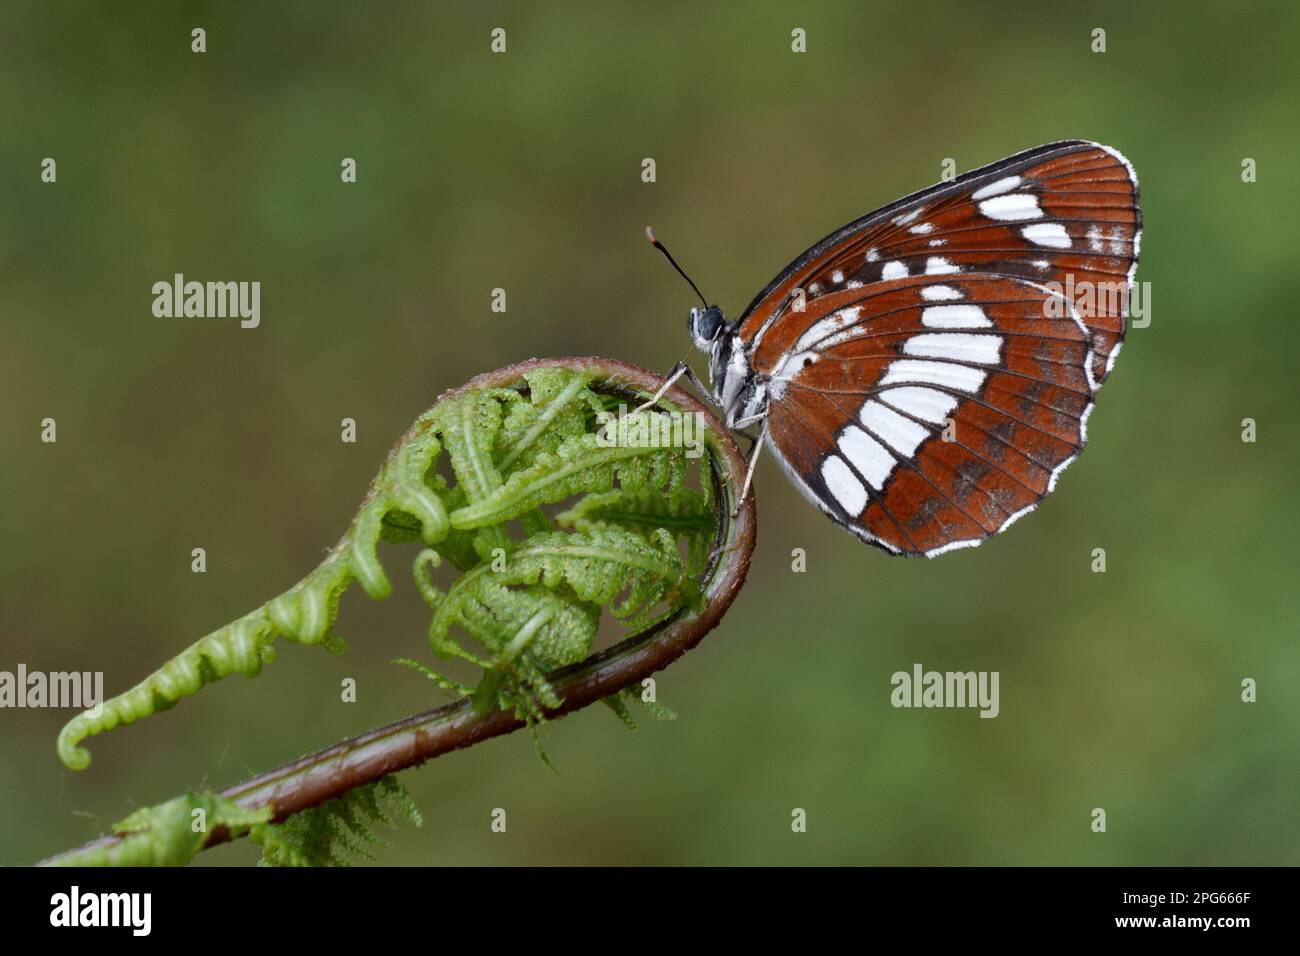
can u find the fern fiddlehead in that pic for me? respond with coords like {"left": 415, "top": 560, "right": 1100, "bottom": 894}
{"left": 56, "top": 404, "right": 448, "bottom": 769}
{"left": 45, "top": 357, "right": 756, "bottom": 867}
{"left": 58, "top": 361, "right": 717, "bottom": 770}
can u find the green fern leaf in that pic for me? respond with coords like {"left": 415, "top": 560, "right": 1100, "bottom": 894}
{"left": 251, "top": 776, "right": 421, "bottom": 867}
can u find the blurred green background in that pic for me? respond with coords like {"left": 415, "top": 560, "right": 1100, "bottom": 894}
{"left": 2, "top": 1, "right": 1297, "bottom": 866}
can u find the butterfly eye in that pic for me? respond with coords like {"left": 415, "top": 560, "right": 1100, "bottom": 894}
{"left": 689, "top": 306, "right": 725, "bottom": 346}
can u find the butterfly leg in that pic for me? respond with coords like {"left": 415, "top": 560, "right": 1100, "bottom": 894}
{"left": 679, "top": 362, "right": 712, "bottom": 401}
{"left": 730, "top": 430, "right": 766, "bottom": 518}
{"left": 633, "top": 357, "right": 711, "bottom": 414}
{"left": 706, "top": 535, "right": 740, "bottom": 569}
{"left": 728, "top": 412, "right": 767, "bottom": 450}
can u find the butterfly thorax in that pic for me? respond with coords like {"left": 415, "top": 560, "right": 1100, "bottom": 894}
{"left": 692, "top": 308, "right": 767, "bottom": 429}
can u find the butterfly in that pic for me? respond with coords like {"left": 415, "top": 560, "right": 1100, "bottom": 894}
{"left": 645, "top": 140, "right": 1141, "bottom": 556}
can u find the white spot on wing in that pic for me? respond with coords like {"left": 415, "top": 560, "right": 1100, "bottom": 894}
{"left": 979, "top": 193, "right": 1043, "bottom": 221}
{"left": 865, "top": 248, "right": 879, "bottom": 262}
{"left": 903, "top": 332, "right": 1002, "bottom": 365}
{"left": 819, "top": 327, "right": 868, "bottom": 349}
{"left": 792, "top": 307, "right": 862, "bottom": 351}
{"left": 880, "top": 386, "right": 959, "bottom": 424}
{"left": 837, "top": 426, "right": 895, "bottom": 491}
{"left": 1107, "top": 225, "right": 1126, "bottom": 256}
{"left": 909, "top": 222, "right": 935, "bottom": 234}
{"left": 859, "top": 400, "right": 929, "bottom": 456}
{"left": 971, "top": 175, "right": 1022, "bottom": 200}
{"left": 925, "top": 256, "right": 960, "bottom": 275}
{"left": 881, "top": 359, "right": 986, "bottom": 394}
{"left": 1022, "top": 223, "right": 1072, "bottom": 248}
{"left": 881, "top": 261, "right": 908, "bottom": 281}
{"left": 920, "top": 284, "right": 962, "bottom": 302}
{"left": 821, "top": 454, "right": 868, "bottom": 513}
{"left": 921, "top": 304, "right": 991, "bottom": 329}
{"left": 771, "top": 350, "right": 817, "bottom": 382}
{"left": 764, "top": 427, "right": 900, "bottom": 554}
{"left": 893, "top": 208, "right": 924, "bottom": 226}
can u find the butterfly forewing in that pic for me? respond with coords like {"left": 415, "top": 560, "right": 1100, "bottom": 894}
{"left": 737, "top": 140, "right": 1140, "bottom": 386}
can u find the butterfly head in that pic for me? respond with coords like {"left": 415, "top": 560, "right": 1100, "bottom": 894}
{"left": 688, "top": 305, "right": 728, "bottom": 352}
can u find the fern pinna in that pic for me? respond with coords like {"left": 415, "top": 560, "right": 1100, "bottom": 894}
{"left": 51, "top": 360, "right": 741, "bottom": 865}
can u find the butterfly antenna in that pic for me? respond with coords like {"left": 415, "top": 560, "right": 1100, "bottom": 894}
{"left": 646, "top": 226, "right": 708, "bottom": 308}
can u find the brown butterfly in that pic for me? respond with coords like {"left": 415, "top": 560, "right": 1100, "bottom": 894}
{"left": 645, "top": 141, "right": 1141, "bottom": 556}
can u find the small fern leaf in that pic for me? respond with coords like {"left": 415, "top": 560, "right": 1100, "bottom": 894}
{"left": 250, "top": 776, "right": 421, "bottom": 867}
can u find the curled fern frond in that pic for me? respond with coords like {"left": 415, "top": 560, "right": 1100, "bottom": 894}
{"left": 557, "top": 485, "right": 716, "bottom": 581}
{"left": 43, "top": 356, "right": 756, "bottom": 868}
{"left": 421, "top": 527, "right": 688, "bottom": 721}
{"left": 57, "top": 363, "right": 715, "bottom": 771}
{"left": 448, "top": 418, "right": 691, "bottom": 530}
{"left": 56, "top": 419, "right": 450, "bottom": 770}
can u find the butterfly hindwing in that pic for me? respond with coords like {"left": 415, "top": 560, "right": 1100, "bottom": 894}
{"left": 761, "top": 273, "right": 1099, "bottom": 556}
